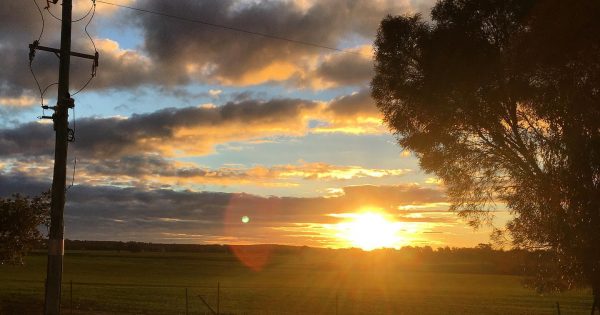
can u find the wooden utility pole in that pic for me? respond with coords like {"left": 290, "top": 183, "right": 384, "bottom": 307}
{"left": 28, "top": 1, "right": 98, "bottom": 314}
{"left": 44, "top": 0, "right": 72, "bottom": 313}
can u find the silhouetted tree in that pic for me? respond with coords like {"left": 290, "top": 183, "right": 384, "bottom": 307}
{"left": 372, "top": 0, "right": 600, "bottom": 310}
{"left": 0, "top": 191, "right": 50, "bottom": 264}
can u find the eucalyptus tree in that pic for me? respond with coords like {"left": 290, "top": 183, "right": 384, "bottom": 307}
{"left": 372, "top": 0, "right": 600, "bottom": 310}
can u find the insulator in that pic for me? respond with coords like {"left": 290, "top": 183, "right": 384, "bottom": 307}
{"left": 67, "top": 128, "right": 75, "bottom": 142}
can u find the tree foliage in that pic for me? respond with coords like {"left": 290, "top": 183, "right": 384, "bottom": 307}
{"left": 0, "top": 191, "right": 50, "bottom": 264}
{"left": 372, "top": 0, "right": 600, "bottom": 301}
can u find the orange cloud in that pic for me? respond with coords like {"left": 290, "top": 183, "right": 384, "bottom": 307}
{"left": 276, "top": 162, "right": 409, "bottom": 180}
{"left": 220, "top": 61, "right": 299, "bottom": 86}
{"left": 100, "top": 94, "right": 383, "bottom": 158}
{"left": 67, "top": 159, "right": 411, "bottom": 188}
{"left": 0, "top": 92, "right": 385, "bottom": 163}
{"left": 0, "top": 96, "right": 37, "bottom": 107}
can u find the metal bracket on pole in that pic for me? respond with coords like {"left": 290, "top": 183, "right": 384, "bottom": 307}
{"left": 63, "top": 97, "right": 75, "bottom": 109}
{"left": 29, "top": 43, "right": 98, "bottom": 62}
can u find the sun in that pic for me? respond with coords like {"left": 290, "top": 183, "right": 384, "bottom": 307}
{"left": 335, "top": 211, "right": 404, "bottom": 251}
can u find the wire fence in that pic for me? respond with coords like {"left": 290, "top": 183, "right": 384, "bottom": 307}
{"left": 49, "top": 280, "right": 345, "bottom": 315}
{"left": 0, "top": 278, "right": 593, "bottom": 315}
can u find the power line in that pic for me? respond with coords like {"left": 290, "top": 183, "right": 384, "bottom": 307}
{"left": 30, "top": 0, "right": 47, "bottom": 113}
{"left": 95, "top": 0, "right": 364, "bottom": 56}
{"left": 44, "top": 0, "right": 95, "bottom": 22}
{"left": 72, "top": 0, "right": 99, "bottom": 96}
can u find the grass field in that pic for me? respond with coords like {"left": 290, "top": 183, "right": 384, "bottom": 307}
{"left": 0, "top": 249, "right": 593, "bottom": 315}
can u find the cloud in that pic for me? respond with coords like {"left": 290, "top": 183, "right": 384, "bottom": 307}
{"left": 0, "top": 172, "right": 50, "bottom": 197}
{"left": 208, "top": 89, "right": 222, "bottom": 98}
{"left": 273, "top": 162, "right": 409, "bottom": 180}
{"left": 0, "top": 1, "right": 153, "bottom": 101}
{"left": 0, "top": 173, "right": 450, "bottom": 246}
{"left": 0, "top": 0, "right": 435, "bottom": 100}
{"left": 314, "top": 88, "right": 384, "bottom": 134}
{"left": 0, "top": 90, "right": 387, "bottom": 196}
{"left": 0, "top": 96, "right": 37, "bottom": 107}
{"left": 123, "top": 0, "right": 436, "bottom": 88}
{"left": 339, "top": 184, "right": 446, "bottom": 207}
{"left": 0, "top": 1, "right": 57, "bottom": 98}
{"left": 0, "top": 0, "right": 473, "bottom": 249}
{"left": 1, "top": 154, "right": 410, "bottom": 189}
{"left": 326, "top": 88, "right": 379, "bottom": 117}
{"left": 81, "top": 38, "right": 154, "bottom": 90}
{"left": 80, "top": 159, "right": 411, "bottom": 188}
{"left": 0, "top": 91, "right": 384, "bottom": 160}
{"left": 0, "top": 98, "right": 319, "bottom": 158}
{"left": 127, "top": 0, "right": 388, "bottom": 86}
{"left": 0, "top": 121, "right": 56, "bottom": 157}
{"left": 303, "top": 45, "right": 375, "bottom": 88}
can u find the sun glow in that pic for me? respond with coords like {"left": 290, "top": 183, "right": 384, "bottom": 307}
{"left": 335, "top": 211, "right": 406, "bottom": 251}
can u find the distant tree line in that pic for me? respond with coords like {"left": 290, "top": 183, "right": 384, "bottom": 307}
{"left": 33, "top": 240, "right": 556, "bottom": 279}
{"left": 62, "top": 239, "right": 231, "bottom": 253}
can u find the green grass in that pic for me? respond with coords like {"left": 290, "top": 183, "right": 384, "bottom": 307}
{"left": 0, "top": 250, "right": 592, "bottom": 314}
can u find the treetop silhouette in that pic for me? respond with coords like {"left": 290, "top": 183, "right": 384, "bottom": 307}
{"left": 372, "top": 0, "right": 600, "bottom": 309}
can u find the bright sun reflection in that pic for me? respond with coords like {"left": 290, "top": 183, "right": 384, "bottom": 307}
{"left": 335, "top": 211, "right": 406, "bottom": 251}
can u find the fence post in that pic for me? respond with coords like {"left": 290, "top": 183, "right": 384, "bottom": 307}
{"left": 70, "top": 280, "right": 73, "bottom": 315}
{"left": 556, "top": 301, "right": 561, "bottom": 315}
{"left": 217, "top": 282, "right": 220, "bottom": 315}
{"left": 185, "top": 288, "right": 188, "bottom": 315}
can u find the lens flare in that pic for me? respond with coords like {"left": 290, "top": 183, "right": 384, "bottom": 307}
{"left": 223, "top": 195, "right": 280, "bottom": 271}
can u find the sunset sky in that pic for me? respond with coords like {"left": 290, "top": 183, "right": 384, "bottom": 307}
{"left": 0, "top": 0, "right": 504, "bottom": 249}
